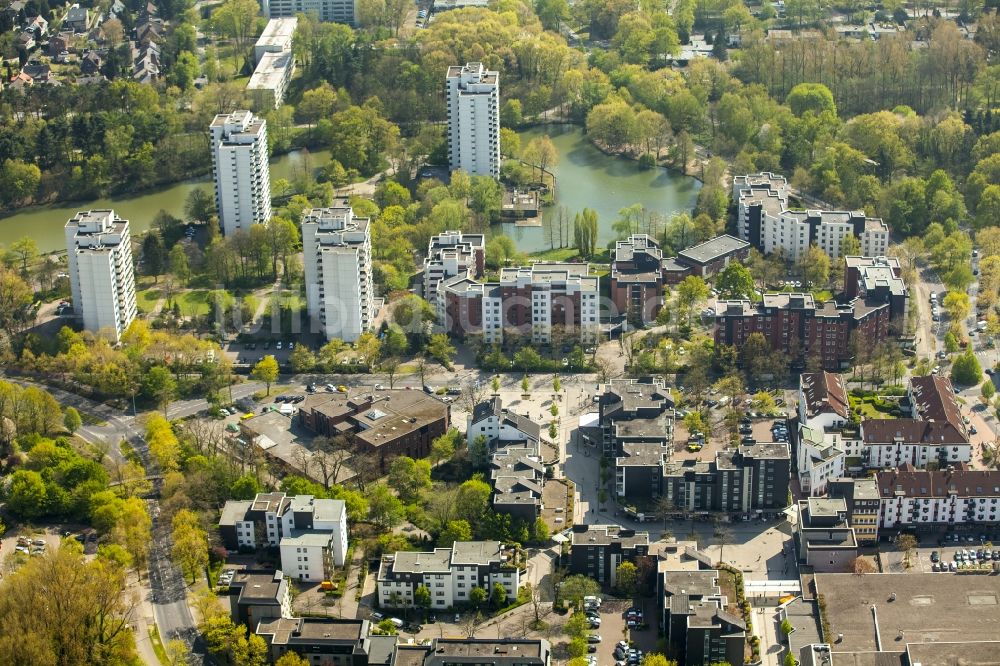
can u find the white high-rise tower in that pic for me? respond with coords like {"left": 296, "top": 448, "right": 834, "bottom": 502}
{"left": 301, "top": 200, "right": 374, "bottom": 342}
{"left": 446, "top": 62, "right": 500, "bottom": 179}
{"left": 210, "top": 110, "right": 272, "bottom": 236}
{"left": 64, "top": 209, "right": 137, "bottom": 341}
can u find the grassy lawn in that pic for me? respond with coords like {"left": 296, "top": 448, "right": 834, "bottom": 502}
{"left": 848, "top": 395, "right": 903, "bottom": 419}
{"left": 148, "top": 625, "right": 169, "bottom": 665}
{"left": 136, "top": 288, "right": 161, "bottom": 313}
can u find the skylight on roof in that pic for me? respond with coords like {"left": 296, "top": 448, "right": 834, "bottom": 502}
{"left": 366, "top": 409, "right": 387, "bottom": 420}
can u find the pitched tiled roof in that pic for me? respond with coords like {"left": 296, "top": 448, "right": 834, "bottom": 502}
{"left": 800, "top": 372, "right": 849, "bottom": 419}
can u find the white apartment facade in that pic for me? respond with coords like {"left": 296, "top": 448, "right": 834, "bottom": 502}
{"left": 219, "top": 493, "right": 349, "bottom": 582}
{"left": 262, "top": 0, "right": 355, "bottom": 24}
{"left": 301, "top": 201, "right": 374, "bottom": 343}
{"left": 446, "top": 62, "right": 500, "bottom": 178}
{"left": 248, "top": 18, "right": 296, "bottom": 110}
{"left": 877, "top": 468, "right": 1000, "bottom": 527}
{"left": 64, "top": 209, "right": 137, "bottom": 341}
{"left": 422, "top": 230, "right": 485, "bottom": 308}
{"left": 733, "top": 172, "right": 889, "bottom": 261}
{"left": 439, "top": 263, "right": 600, "bottom": 345}
{"left": 210, "top": 110, "right": 272, "bottom": 236}
{"left": 377, "top": 541, "right": 520, "bottom": 610}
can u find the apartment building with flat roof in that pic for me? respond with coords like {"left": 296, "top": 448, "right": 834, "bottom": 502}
{"left": 210, "top": 110, "right": 272, "bottom": 236}
{"left": 423, "top": 230, "right": 485, "bottom": 310}
{"left": 218, "top": 493, "right": 348, "bottom": 582}
{"left": 439, "top": 263, "right": 599, "bottom": 344}
{"left": 377, "top": 541, "right": 519, "bottom": 610}
{"left": 64, "top": 209, "right": 137, "bottom": 341}
{"left": 446, "top": 62, "right": 500, "bottom": 178}
{"left": 302, "top": 201, "right": 375, "bottom": 342}
{"left": 733, "top": 172, "right": 888, "bottom": 260}
{"left": 713, "top": 292, "right": 890, "bottom": 369}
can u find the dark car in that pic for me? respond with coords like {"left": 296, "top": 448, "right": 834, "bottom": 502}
{"left": 930, "top": 551, "right": 939, "bottom": 562}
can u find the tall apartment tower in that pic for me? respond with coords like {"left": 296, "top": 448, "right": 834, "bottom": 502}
{"left": 446, "top": 62, "right": 500, "bottom": 179}
{"left": 209, "top": 110, "right": 272, "bottom": 236}
{"left": 301, "top": 200, "right": 374, "bottom": 342}
{"left": 64, "top": 210, "right": 137, "bottom": 341}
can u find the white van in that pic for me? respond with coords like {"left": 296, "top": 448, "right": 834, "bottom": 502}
{"left": 389, "top": 617, "right": 405, "bottom": 628}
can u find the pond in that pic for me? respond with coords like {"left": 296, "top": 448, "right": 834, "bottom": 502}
{"left": 503, "top": 124, "right": 702, "bottom": 253}
{"left": 0, "top": 148, "right": 332, "bottom": 253}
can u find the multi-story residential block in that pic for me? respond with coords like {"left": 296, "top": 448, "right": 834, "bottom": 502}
{"left": 295, "top": 389, "right": 449, "bottom": 469}
{"left": 224, "top": 569, "right": 293, "bottom": 629}
{"left": 439, "top": 263, "right": 599, "bottom": 345}
{"left": 301, "top": 201, "right": 375, "bottom": 342}
{"left": 64, "top": 209, "right": 137, "bottom": 341}
{"left": 253, "top": 18, "right": 296, "bottom": 62}
{"left": 393, "top": 639, "right": 551, "bottom": 666}
{"left": 844, "top": 255, "right": 908, "bottom": 332}
{"left": 489, "top": 446, "right": 545, "bottom": 523}
{"left": 256, "top": 617, "right": 397, "bottom": 666}
{"left": 218, "top": 493, "right": 349, "bottom": 582}
{"left": 827, "top": 477, "right": 880, "bottom": 544}
{"left": 446, "top": 62, "right": 500, "bottom": 178}
{"left": 466, "top": 397, "right": 541, "bottom": 451}
{"left": 658, "top": 569, "right": 746, "bottom": 666}
{"left": 797, "top": 372, "right": 852, "bottom": 495}
{"left": 210, "top": 110, "right": 272, "bottom": 236}
{"left": 423, "top": 231, "right": 485, "bottom": 309}
{"left": 262, "top": 0, "right": 356, "bottom": 24}
{"left": 733, "top": 172, "right": 888, "bottom": 260}
{"left": 377, "top": 541, "right": 520, "bottom": 610}
{"left": 569, "top": 524, "right": 649, "bottom": 586}
{"left": 877, "top": 464, "right": 1000, "bottom": 528}
{"left": 794, "top": 497, "right": 859, "bottom": 572}
{"left": 713, "top": 293, "right": 890, "bottom": 369}
{"left": 860, "top": 375, "right": 970, "bottom": 468}
{"left": 598, "top": 378, "right": 674, "bottom": 456}
{"left": 610, "top": 234, "right": 753, "bottom": 325}
{"left": 248, "top": 28, "right": 295, "bottom": 111}
{"left": 610, "top": 235, "right": 666, "bottom": 325}
{"left": 662, "top": 442, "right": 791, "bottom": 518}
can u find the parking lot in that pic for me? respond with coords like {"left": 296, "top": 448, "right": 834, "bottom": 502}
{"left": 886, "top": 540, "right": 1000, "bottom": 573}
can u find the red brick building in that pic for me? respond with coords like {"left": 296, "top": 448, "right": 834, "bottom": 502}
{"left": 713, "top": 293, "right": 890, "bottom": 369}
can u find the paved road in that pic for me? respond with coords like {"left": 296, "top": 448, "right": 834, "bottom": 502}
{"left": 9, "top": 376, "right": 211, "bottom": 664}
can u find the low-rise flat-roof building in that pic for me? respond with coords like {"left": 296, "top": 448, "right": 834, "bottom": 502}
{"left": 377, "top": 541, "right": 520, "bottom": 610}
{"left": 225, "top": 569, "right": 293, "bottom": 629}
{"left": 254, "top": 17, "right": 296, "bottom": 62}
{"left": 297, "top": 389, "right": 450, "bottom": 469}
{"left": 675, "top": 234, "right": 751, "bottom": 278}
{"left": 569, "top": 524, "right": 649, "bottom": 586}
{"left": 247, "top": 50, "right": 294, "bottom": 109}
{"left": 794, "top": 498, "right": 858, "bottom": 572}
{"left": 814, "top": 572, "right": 1000, "bottom": 661}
